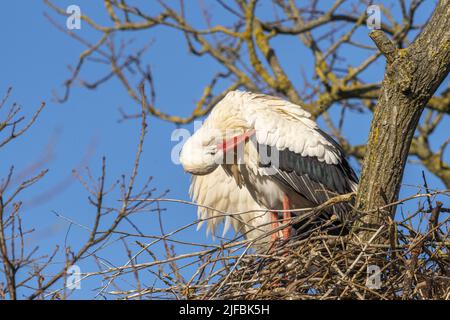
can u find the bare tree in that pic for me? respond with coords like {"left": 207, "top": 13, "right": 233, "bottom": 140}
{"left": 45, "top": 0, "right": 450, "bottom": 240}
{"left": 0, "top": 0, "right": 447, "bottom": 299}
{"left": 355, "top": 1, "right": 450, "bottom": 240}
{"left": 0, "top": 85, "right": 448, "bottom": 299}
{"left": 44, "top": 0, "right": 450, "bottom": 180}
{"left": 0, "top": 86, "right": 161, "bottom": 299}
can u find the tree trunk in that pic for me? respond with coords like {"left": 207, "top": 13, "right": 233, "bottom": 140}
{"left": 354, "top": 0, "right": 450, "bottom": 241}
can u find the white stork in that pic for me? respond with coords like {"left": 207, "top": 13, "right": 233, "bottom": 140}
{"left": 179, "top": 91, "right": 358, "bottom": 250}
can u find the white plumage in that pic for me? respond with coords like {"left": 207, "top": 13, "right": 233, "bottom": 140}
{"left": 190, "top": 167, "right": 272, "bottom": 249}
{"left": 179, "top": 91, "right": 358, "bottom": 251}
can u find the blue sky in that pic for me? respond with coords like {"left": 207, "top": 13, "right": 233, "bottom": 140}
{"left": 0, "top": 1, "right": 448, "bottom": 299}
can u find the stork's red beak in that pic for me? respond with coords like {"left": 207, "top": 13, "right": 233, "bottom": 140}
{"left": 217, "top": 129, "right": 256, "bottom": 152}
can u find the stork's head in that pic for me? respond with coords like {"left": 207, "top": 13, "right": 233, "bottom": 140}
{"left": 179, "top": 126, "right": 222, "bottom": 175}
{"left": 180, "top": 92, "right": 249, "bottom": 175}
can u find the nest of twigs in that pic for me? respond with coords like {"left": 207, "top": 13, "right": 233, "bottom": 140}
{"left": 175, "top": 202, "right": 448, "bottom": 300}
{"left": 201, "top": 231, "right": 448, "bottom": 299}
{"left": 109, "top": 195, "right": 448, "bottom": 300}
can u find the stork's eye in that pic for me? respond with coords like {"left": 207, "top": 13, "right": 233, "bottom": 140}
{"left": 201, "top": 136, "right": 215, "bottom": 147}
{"left": 206, "top": 145, "right": 217, "bottom": 155}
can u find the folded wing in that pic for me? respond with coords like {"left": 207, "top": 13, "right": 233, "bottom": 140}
{"left": 242, "top": 93, "right": 358, "bottom": 219}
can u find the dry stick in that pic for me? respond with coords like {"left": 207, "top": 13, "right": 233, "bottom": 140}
{"left": 429, "top": 201, "right": 443, "bottom": 241}
{"left": 320, "top": 225, "right": 384, "bottom": 299}
{"left": 320, "top": 240, "right": 364, "bottom": 299}
{"left": 204, "top": 241, "right": 253, "bottom": 299}
{"left": 94, "top": 84, "right": 148, "bottom": 298}
{"left": 402, "top": 239, "right": 423, "bottom": 299}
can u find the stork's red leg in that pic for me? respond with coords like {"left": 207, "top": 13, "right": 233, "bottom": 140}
{"left": 270, "top": 212, "right": 280, "bottom": 242}
{"left": 282, "top": 195, "right": 291, "bottom": 240}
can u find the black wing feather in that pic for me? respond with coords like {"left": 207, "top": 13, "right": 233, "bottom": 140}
{"left": 256, "top": 131, "right": 358, "bottom": 220}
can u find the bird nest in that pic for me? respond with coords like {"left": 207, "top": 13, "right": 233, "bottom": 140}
{"left": 194, "top": 230, "right": 449, "bottom": 300}
{"left": 106, "top": 194, "right": 448, "bottom": 300}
